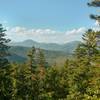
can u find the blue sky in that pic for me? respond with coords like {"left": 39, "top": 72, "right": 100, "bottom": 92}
{"left": 0, "top": 0, "right": 97, "bottom": 43}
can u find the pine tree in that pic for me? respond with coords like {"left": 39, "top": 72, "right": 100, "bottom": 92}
{"left": 15, "top": 63, "right": 32, "bottom": 100}
{"left": 27, "top": 47, "right": 44, "bottom": 99}
{"left": 38, "top": 49, "right": 45, "bottom": 67}
{"left": 75, "top": 29, "right": 99, "bottom": 65}
{"left": 82, "top": 29, "right": 98, "bottom": 57}
{"left": 0, "top": 24, "right": 13, "bottom": 100}
{"left": 28, "top": 46, "right": 36, "bottom": 73}
{"left": 88, "top": 0, "right": 100, "bottom": 24}
{"left": 0, "top": 24, "right": 10, "bottom": 67}
{"left": 38, "top": 49, "right": 49, "bottom": 68}
{"left": 88, "top": 0, "right": 100, "bottom": 65}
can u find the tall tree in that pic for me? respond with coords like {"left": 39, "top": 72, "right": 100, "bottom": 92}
{"left": 0, "top": 24, "right": 13, "bottom": 100}
{"left": 88, "top": 0, "right": 100, "bottom": 65}
{"left": 75, "top": 29, "right": 99, "bottom": 65}
{"left": 38, "top": 49, "right": 46, "bottom": 68}
{"left": 0, "top": 24, "right": 10, "bottom": 67}
{"left": 28, "top": 46, "right": 36, "bottom": 73}
{"left": 88, "top": 0, "right": 100, "bottom": 24}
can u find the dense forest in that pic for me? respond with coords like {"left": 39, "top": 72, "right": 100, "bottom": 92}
{"left": 0, "top": 0, "right": 100, "bottom": 100}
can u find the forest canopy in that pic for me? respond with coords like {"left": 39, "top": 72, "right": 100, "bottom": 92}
{"left": 0, "top": 0, "right": 100, "bottom": 100}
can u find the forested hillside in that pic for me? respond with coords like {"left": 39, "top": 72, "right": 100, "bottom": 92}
{"left": 0, "top": 0, "right": 100, "bottom": 100}
{"left": 8, "top": 44, "right": 76, "bottom": 65}
{"left": 9, "top": 40, "right": 80, "bottom": 52}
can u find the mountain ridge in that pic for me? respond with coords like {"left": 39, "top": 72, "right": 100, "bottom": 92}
{"left": 8, "top": 40, "right": 81, "bottom": 65}
{"left": 9, "top": 39, "right": 81, "bottom": 52}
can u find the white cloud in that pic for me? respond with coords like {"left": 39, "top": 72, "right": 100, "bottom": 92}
{"left": 95, "top": 20, "right": 100, "bottom": 27}
{"left": 65, "top": 27, "right": 86, "bottom": 35}
{"left": 91, "top": 21, "right": 100, "bottom": 32}
{"left": 6, "top": 26, "right": 86, "bottom": 44}
{"left": 10, "top": 27, "right": 26, "bottom": 33}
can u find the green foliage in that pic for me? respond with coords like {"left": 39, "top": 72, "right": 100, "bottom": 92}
{"left": 75, "top": 29, "right": 99, "bottom": 66}
{"left": 88, "top": 0, "right": 100, "bottom": 22}
{"left": 0, "top": 23, "right": 100, "bottom": 100}
{"left": 0, "top": 0, "right": 100, "bottom": 99}
{"left": 0, "top": 24, "right": 10, "bottom": 66}
{"left": 0, "top": 65, "right": 14, "bottom": 100}
{"left": 43, "top": 67, "right": 69, "bottom": 99}
{"left": 0, "top": 24, "right": 13, "bottom": 100}
{"left": 28, "top": 46, "right": 36, "bottom": 72}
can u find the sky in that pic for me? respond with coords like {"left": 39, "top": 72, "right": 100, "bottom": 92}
{"left": 0, "top": 0, "right": 98, "bottom": 43}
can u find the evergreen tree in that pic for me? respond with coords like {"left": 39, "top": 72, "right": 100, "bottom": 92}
{"left": 0, "top": 24, "right": 10, "bottom": 67}
{"left": 75, "top": 29, "right": 99, "bottom": 65}
{"left": 0, "top": 24, "right": 13, "bottom": 100}
{"left": 38, "top": 49, "right": 46, "bottom": 68}
{"left": 88, "top": 0, "right": 100, "bottom": 47}
{"left": 27, "top": 47, "right": 45, "bottom": 99}
{"left": 28, "top": 46, "right": 36, "bottom": 73}
{"left": 15, "top": 63, "right": 32, "bottom": 100}
{"left": 88, "top": 0, "right": 100, "bottom": 24}
{"left": 88, "top": 0, "right": 100, "bottom": 65}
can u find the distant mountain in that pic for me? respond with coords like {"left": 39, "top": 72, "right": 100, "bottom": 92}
{"left": 9, "top": 39, "right": 81, "bottom": 53}
{"left": 8, "top": 40, "right": 81, "bottom": 65}
{"left": 7, "top": 53, "right": 27, "bottom": 63}
{"left": 10, "top": 39, "right": 38, "bottom": 47}
{"left": 8, "top": 46, "right": 29, "bottom": 63}
{"left": 8, "top": 46, "right": 70, "bottom": 65}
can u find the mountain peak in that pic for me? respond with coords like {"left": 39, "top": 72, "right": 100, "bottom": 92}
{"left": 10, "top": 39, "right": 81, "bottom": 52}
{"left": 23, "top": 39, "right": 36, "bottom": 43}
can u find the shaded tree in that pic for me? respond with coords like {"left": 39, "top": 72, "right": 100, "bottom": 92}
{"left": 0, "top": 24, "right": 10, "bottom": 67}
{"left": 0, "top": 24, "right": 13, "bottom": 100}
